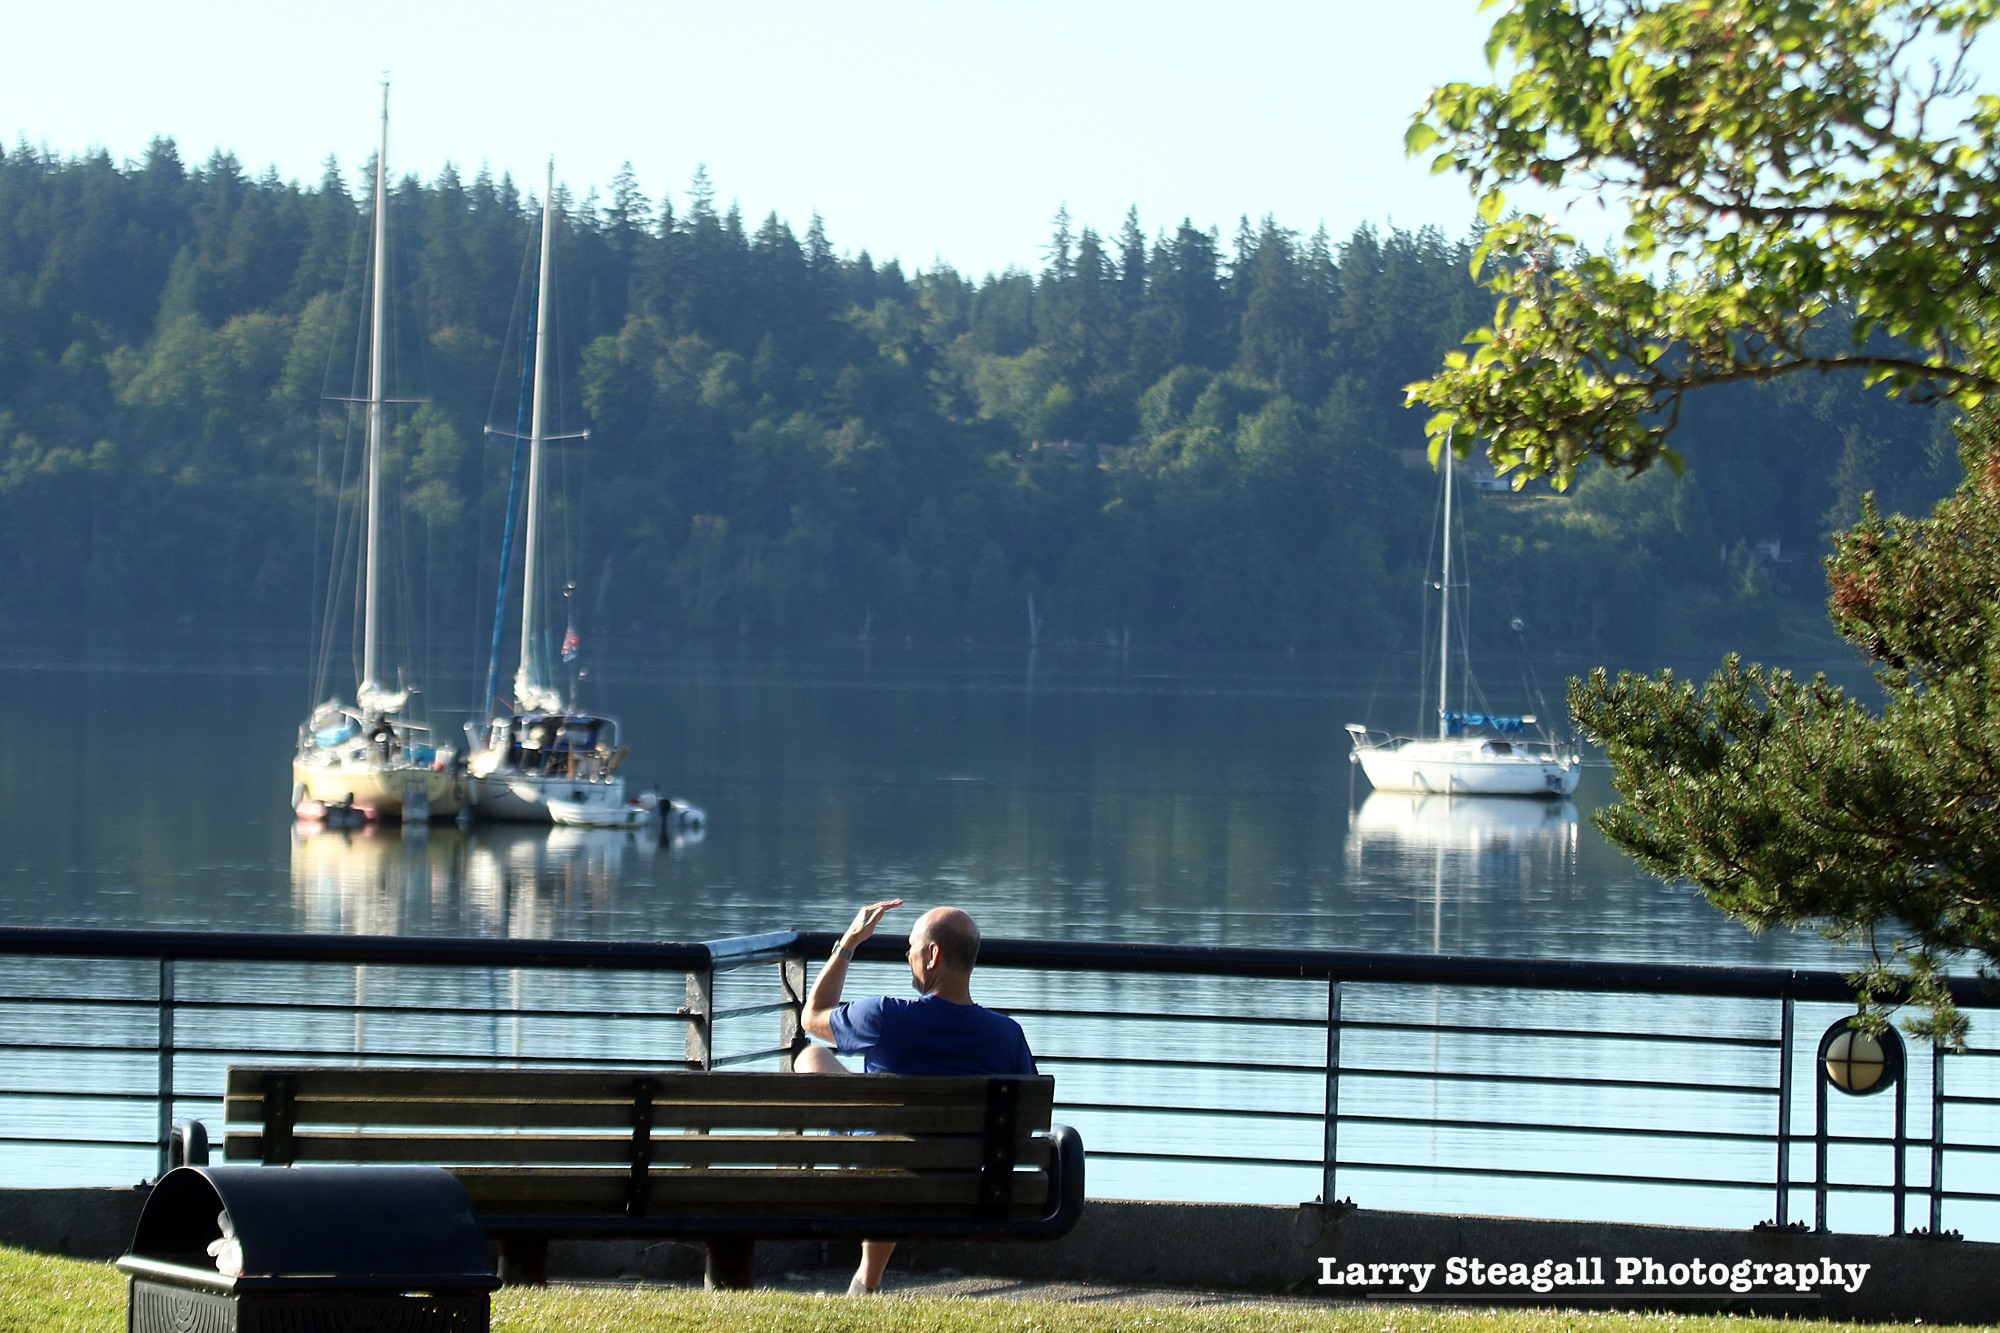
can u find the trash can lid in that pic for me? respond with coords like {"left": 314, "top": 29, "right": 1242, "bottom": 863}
{"left": 129, "top": 1166, "right": 494, "bottom": 1287}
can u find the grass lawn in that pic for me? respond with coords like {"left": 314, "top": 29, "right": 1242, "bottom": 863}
{"left": 0, "top": 1245, "right": 1970, "bottom": 1333}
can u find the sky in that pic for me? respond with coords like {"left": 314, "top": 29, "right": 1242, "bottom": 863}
{"left": 11, "top": 0, "right": 1505, "bottom": 279}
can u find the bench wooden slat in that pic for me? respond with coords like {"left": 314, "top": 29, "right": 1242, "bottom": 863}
{"left": 225, "top": 1096, "right": 1032, "bottom": 1136}
{"left": 223, "top": 1131, "right": 1055, "bottom": 1171}
{"left": 225, "top": 1098, "right": 644, "bottom": 1131}
{"left": 452, "top": 1168, "right": 1055, "bottom": 1217}
{"left": 224, "top": 1067, "right": 1052, "bottom": 1121}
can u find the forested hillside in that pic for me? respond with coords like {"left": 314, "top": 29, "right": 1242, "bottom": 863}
{"left": 0, "top": 139, "right": 1958, "bottom": 659}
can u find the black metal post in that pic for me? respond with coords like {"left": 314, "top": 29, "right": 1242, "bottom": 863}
{"left": 155, "top": 957, "right": 176, "bottom": 1179}
{"left": 1894, "top": 1048, "right": 1909, "bottom": 1234}
{"left": 1322, "top": 978, "right": 1342, "bottom": 1205}
{"left": 1931, "top": 1041, "right": 1946, "bottom": 1234}
{"left": 1814, "top": 1054, "right": 1829, "bottom": 1232}
{"left": 1775, "top": 995, "right": 1793, "bottom": 1227}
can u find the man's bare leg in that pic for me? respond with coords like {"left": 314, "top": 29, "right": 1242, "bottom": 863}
{"left": 793, "top": 1042, "right": 891, "bottom": 1294}
{"left": 792, "top": 1043, "right": 846, "bottom": 1075}
{"left": 853, "top": 1240, "right": 895, "bottom": 1294}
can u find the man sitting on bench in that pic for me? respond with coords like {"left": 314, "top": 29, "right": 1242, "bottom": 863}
{"left": 799, "top": 898, "right": 1037, "bottom": 1295}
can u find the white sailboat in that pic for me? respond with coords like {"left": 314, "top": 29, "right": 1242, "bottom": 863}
{"left": 465, "top": 162, "right": 636, "bottom": 827}
{"left": 293, "top": 85, "right": 464, "bottom": 823}
{"left": 1345, "top": 441, "right": 1580, "bottom": 798}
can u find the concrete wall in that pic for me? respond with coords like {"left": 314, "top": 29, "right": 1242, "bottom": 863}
{"left": 8, "top": 1187, "right": 1993, "bottom": 1322}
{"left": 908, "top": 1201, "right": 1996, "bottom": 1322}
{"left": 0, "top": 1187, "right": 150, "bottom": 1263}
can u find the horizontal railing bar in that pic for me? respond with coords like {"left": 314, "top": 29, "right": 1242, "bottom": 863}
{"left": 1339, "top": 1065, "right": 1777, "bottom": 1097}
{"left": 1022, "top": 1011, "right": 1776, "bottom": 1051}
{"left": 1043, "top": 1053, "right": 1777, "bottom": 1098}
{"left": 4, "top": 925, "right": 1997, "bottom": 1007}
{"left": 709, "top": 1002, "right": 796, "bottom": 1023}
{"left": 0, "top": 1042, "right": 166, "bottom": 1057}
{"left": 1337, "top": 1018, "right": 1781, "bottom": 1049}
{"left": 0, "top": 1086, "right": 162, "bottom": 1103}
{"left": 1031, "top": 1054, "right": 1323, "bottom": 1076}
{"left": 1802, "top": 1135, "right": 1950, "bottom": 1152}
{"left": 168, "top": 1047, "right": 700, "bottom": 1069}
{"left": 811, "top": 932, "right": 1997, "bottom": 1004}
{"left": 0, "top": 926, "right": 719, "bottom": 972}
{"left": 0, "top": 995, "right": 165, "bottom": 1009}
{"left": 1056, "top": 1101, "right": 1325, "bottom": 1122}
{"left": 1071, "top": 1148, "right": 1320, "bottom": 1169}
{"left": 0, "top": 1134, "right": 152, "bottom": 1152}
{"left": 1334, "top": 1157, "right": 1771, "bottom": 1190}
{"left": 1004, "top": 1007, "right": 1326, "bottom": 1030}
{"left": 709, "top": 1048, "right": 792, "bottom": 1069}
{"left": 1054, "top": 1104, "right": 1784, "bottom": 1146}
{"left": 705, "top": 931, "right": 804, "bottom": 966}
{"left": 1337, "top": 1112, "right": 1777, "bottom": 1146}
{"left": 170, "top": 1000, "right": 695, "bottom": 1024}
{"left": 1796, "top": 1180, "right": 1905, "bottom": 1197}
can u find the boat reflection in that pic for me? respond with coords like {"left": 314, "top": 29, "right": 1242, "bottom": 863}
{"left": 1348, "top": 790, "right": 1579, "bottom": 857}
{"left": 290, "top": 819, "right": 687, "bottom": 937}
{"left": 1344, "top": 791, "right": 1580, "bottom": 952}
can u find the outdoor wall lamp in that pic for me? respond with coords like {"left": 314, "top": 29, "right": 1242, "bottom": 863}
{"left": 1818, "top": 1019, "right": 1904, "bottom": 1096}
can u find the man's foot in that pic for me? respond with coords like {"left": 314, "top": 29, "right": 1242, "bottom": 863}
{"left": 845, "top": 1276, "right": 879, "bottom": 1296}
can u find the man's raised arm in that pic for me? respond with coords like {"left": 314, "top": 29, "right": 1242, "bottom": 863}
{"left": 800, "top": 898, "right": 903, "bottom": 1043}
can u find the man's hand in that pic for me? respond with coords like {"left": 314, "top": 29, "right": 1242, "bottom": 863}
{"left": 839, "top": 899, "right": 904, "bottom": 952}
{"left": 801, "top": 898, "right": 904, "bottom": 1046}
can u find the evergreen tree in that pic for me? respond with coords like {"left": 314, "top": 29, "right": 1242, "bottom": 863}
{"left": 1574, "top": 411, "right": 2000, "bottom": 1040}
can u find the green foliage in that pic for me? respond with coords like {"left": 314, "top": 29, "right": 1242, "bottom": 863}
{"left": 1408, "top": 0, "right": 2000, "bottom": 484}
{"left": 1573, "top": 414, "right": 2000, "bottom": 1040}
{"left": 0, "top": 138, "right": 1950, "bottom": 653}
{"left": 1405, "top": 0, "right": 2000, "bottom": 1033}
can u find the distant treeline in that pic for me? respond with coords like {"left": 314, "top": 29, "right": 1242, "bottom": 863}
{"left": 0, "top": 139, "right": 1960, "bottom": 661}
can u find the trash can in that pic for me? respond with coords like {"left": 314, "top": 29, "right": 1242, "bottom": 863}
{"left": 117, "top": 1165, "right": 500, "bottom": 1333}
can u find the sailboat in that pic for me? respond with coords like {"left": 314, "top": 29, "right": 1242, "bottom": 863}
{"left": 1345, "top": 440, "right": 1581, "bottom": 798}
{"left": 292, "top": 85, "right": 465, "bottom": 823}
{"left": 465, "top": 162, "right": 639, "bottom": 828}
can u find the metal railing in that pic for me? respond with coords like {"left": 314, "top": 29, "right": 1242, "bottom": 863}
{"left": 0, "top": 925, "right": 1993, "bottom": 1239}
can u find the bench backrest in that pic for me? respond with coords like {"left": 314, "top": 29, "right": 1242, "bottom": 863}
{"left": 223, "top": 1066, "right": 1060, "bottom": 1222}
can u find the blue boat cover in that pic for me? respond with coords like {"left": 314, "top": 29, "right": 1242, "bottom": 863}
{"left": 1442, "top": 710, "right": 1527, "bottom": 735}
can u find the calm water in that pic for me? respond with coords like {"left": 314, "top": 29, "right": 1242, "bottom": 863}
{"left": 9, "top": 628, "right": 1962, "bottom": 1232}
{"left": 0, "top": 628, "right": 1858, "bottom": 966}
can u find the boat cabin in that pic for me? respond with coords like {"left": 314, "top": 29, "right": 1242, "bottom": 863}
{"left": 490, "top": 713, "right": 625, "bottom": 779}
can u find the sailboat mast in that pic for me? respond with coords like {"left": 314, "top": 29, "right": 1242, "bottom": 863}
{"left": 1437, "top": 435, "right": 1453, "bottom": 741}
{"left": 361, "top": 81, "right": 389, "bottom": 703}
{"left": 517, "top": 161, "right": 555, "bottom": 702}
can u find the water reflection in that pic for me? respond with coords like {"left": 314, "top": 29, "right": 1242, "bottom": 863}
{"left": 290, "top": 822, "right": 693, "bottom": 938}
{"left": 1345, "top": 792, "right": 1581, "bottom": 953}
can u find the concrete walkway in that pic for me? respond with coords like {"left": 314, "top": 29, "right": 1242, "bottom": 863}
{"left": 569, "top": 1268, "right": 1314, "bottom": 1309}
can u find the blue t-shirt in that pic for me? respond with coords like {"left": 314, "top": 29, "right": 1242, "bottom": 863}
{"left": 828, "top": 993, "right": 1037, "bottom": 1075}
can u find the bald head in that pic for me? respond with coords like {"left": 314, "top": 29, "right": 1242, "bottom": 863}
{"left": 913, "top": 906, "right": 981, "bottom": 973}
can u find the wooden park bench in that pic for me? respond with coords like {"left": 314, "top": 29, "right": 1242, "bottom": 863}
{"left": 220, "top": 1065, "right": 1085, "bottom": 1287}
